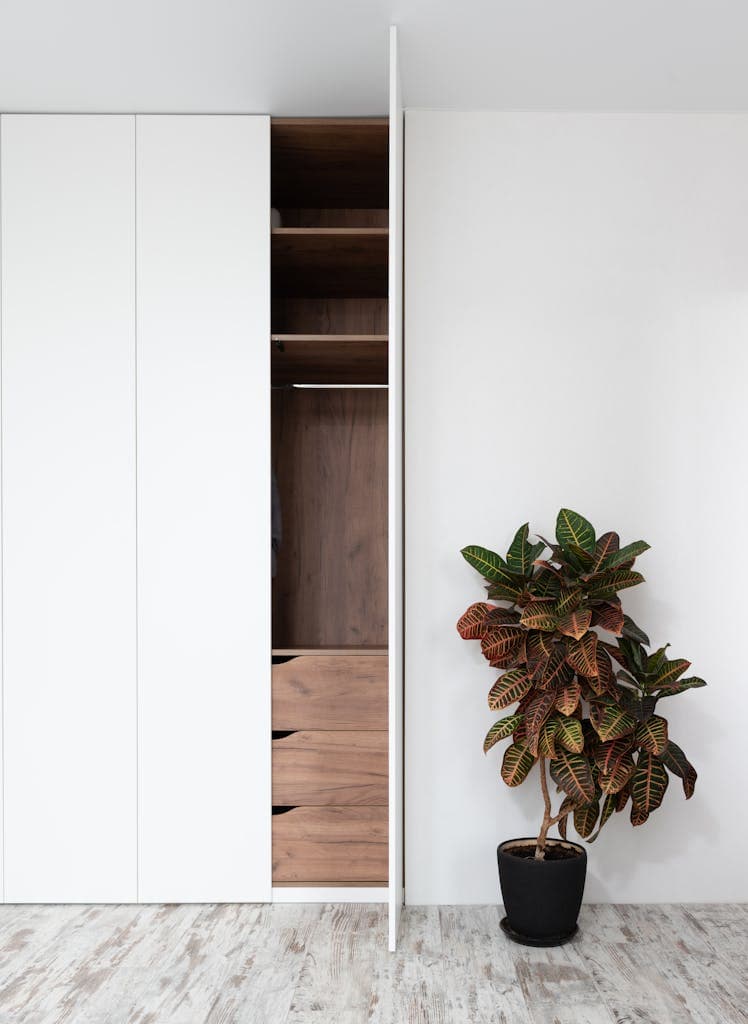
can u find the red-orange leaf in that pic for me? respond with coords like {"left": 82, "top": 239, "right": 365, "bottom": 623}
{"left": 592, "top": 531, "right": 620, "bottom": 572}
{"left": 487, "top": 669, "right": 532, "bottom": 711}
{"left": 555, "top": 679, "right": 581, "bottom": 716}
{"left": 524, "top": 691, "right": 557, "bottom": 738}
{"left": 593, "top": 601, "right": 625, "bottom": 636}
{"left": 631, "top": 751, "right": 669, "bottom": 815}
{"left": 456, "top": 602, "right": 493, "bottom": 639}
{"left": 566, "top": 632, "right": 598, "bottom": 676}
{"left": 635, "top": 715, "right": 668, "bottom": 755}
{"left": 550, "top": 750, "right": 596, "bottom": 804}
{"left": 481, "top": 625, "right": 524, "bottom": 666}
{"left": 520, "top": 602, "right": 558, "bottom": 632}
{"left": 557, "top": 607, "right": 592, "bottom": 641}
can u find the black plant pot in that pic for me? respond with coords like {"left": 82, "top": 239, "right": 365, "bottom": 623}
{"left": 497, "top": 837, "right": 587, "bottom": 946}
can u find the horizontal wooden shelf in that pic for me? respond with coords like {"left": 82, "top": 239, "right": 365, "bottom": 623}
{"left": 271, "top": 333, "right": 387, "bottom": 385}
{"left": 271, "top": 228, "right": 388, "bottom": 298}
{"left": 272, "top": 646, "right": 387, "bottom": 657}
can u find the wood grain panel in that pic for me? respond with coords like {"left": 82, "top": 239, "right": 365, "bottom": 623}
{"left": 271, "top": 119, "right": 388, "bottom": 209}
{"left": 271, "top": 228, "right": 388, "bottom": 298}
{"left": 272, "top": 388, "right": 388, "bottom": 648}
{"left": 271, "top": 334, "right": 387, "bottom": 385}
{"left": 272, "top": 297, "right": 388, "bottom": 335}
{"left": 272, "top": 655, "right": 388, "bottom": 731}
{"left": 277, "top": 208, "right": 388, "bottom": 228}
{"left": 272, "top": 807, "right": 388, "bottom": 883}
{"left": 273, "top": 731, "right": 387, "bottom": 806}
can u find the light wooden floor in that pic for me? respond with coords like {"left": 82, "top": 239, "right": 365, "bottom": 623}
{"left": 0, "top": 902, "right": 745, "bottom": 1023}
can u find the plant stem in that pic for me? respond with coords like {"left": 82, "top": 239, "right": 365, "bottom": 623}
{"left": 536, "top": 757, "right": 552, "bottom": 860}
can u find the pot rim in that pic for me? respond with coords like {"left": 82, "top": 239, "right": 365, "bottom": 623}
{"left": 498, "top": 836, "right": 586, "bottom": 858}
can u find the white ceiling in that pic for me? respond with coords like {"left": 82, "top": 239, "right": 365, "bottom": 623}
{"left": 1, "top": 0, "right": 748, "bottom": 114}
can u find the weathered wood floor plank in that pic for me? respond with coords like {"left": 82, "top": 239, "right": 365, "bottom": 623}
{"left": 0, "top": 903, "right": 744, "bottom": 1024}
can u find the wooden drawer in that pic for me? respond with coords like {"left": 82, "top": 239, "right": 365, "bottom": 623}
{"left": 272, "top": 806, "right": 387, "bottom": 883}
{"left": 272, "top": 654, "right": 387, "bottom": 731}
{"left": 272, "top": 730, "right": 387, "bottom": 805}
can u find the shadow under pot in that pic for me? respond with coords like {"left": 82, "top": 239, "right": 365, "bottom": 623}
{"left": 497, "top": 837, "right": 587, "bottom": 946}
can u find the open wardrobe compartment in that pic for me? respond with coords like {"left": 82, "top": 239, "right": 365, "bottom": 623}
{"left": 270, "top": 117, "right": 391, "bottom": 891}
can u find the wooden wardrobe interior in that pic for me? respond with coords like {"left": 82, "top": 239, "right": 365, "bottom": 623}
{"left": 270, "top": 118, "right": 389, "bottom": 887}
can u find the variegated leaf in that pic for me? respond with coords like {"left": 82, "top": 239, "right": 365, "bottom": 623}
{"left": 557, "top": 795, "right": 577, "bottom": 840}
{"left": 631, "top": 751, "right": 669, "bottom": 815}
{"left": 456, "top": 602, "right": 493, "bottom": 639}
{"left": 599, "top": 755, "right": 635, "bottom": 794}
{"left": 592, "top": 601, "right": 625, "bottom": 636}
{"left": 461, "top": 545, "right": 518, "bottom": 585}
{"left": 592, "top": 531, "right": 620, "bottom": 571}
{"left": 586, "top": 569, "right": 645, "bottom": 600}
{"left": 520, "top": 602, "right": 558, "bottom": 632}
{"left": 556, "top": 509, "right": 596, "bottom": 555}
{"left": 556, "top": 587, "right": 584, "bottom": 615}
{"left": 594, "top": 704, "right": 637, "bottom": 742}
{"left": 616, "top": 780, "right": 632, "bottom": 812}
{"left": 630, "top": 803, "right": 650, "bottom": 826}
{"left": 555, "top": 715, "right": 584, "bottom": 754}
{"left": 660, "top": 740, "right": 697, "bottom": 798}
{"left": 486, "top": 580, "right": 524, "bottom": 602}
{"left": 501, "top": 741, "right": 536, "bottom": 786}
{"left": 550, "top": 749, "right": 596, "bottom": 804}
{"left": 481, "top": 624, "right": 524, "bottom": 666}
{"left": 565, "top": 632, "right": 598, "bottom": 676}
{"left": 574, "top": 800, "right": 600, "bottom": 839}
{"left": 656, "top": 675, "right": 707, "bottom": 698}
{"left": 635, "top": 715, "right": 668, "bottom": 755}
{"left": 538, "top": 718, "right": 559, "bottom": 758}
{"left": 487, "top": 669, "right": 532, "bottom": 710}
{"left": 557, "top": 607, "right": 592, "bottom": 641}
{"left": 484, "top": 713, "right": 524, "bottom": 753}
{"left": 650, "top": 657, "right": 691, "bottom": 690}
{"left": 535, "top": 646, "right": 574, "bottom": 690}
{"left": 526, "top": 629, "right": 554, "bottom": 669}
{"left": 567, "top": 544, "right": 595, "bottom": 569}
{"left": 555, "top": 679, "right": 581, "bottom": 716}
{"left": 506, "top": 523, "right": 536, "bottom": 577}
{"left": 524, "top": 690, "right": 557, "bottom": 738}
{"left": 530, "top": 568, "right": 562, "bottom": 599}
{"left": 603, "top": 539, "right": 650, "bottom": 570}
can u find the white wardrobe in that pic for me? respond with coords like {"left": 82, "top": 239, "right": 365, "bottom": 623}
{"left": 0, "top": 30, "right": 403, "bottom": 945}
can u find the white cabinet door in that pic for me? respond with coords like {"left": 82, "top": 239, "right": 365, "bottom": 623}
{"left": 388, "top": 26, "right": 405, "bottom": 951}
{"left": 136, "top": 115, "right": 271, "bottom": 903}
{"left": 1, "top": 114, "right": 137, "bottom": 902}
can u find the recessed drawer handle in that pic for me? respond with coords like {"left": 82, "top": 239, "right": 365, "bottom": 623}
{"left": 271, "top": 805, "right": 297, "bottom": 816}
{"left": 272, "top": 730, "right": 297, "bottom": 740}
{"left": 272, "top": 655, "right": 298, "bottom": 666}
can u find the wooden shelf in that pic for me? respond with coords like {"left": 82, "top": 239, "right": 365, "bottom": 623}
{"left": 271, "top": 228, "right": 388, "bottom": 298}
{"left": 271, "top": 334, "right": 387, "bottom": 386}
{"left": 271, "top": 119, "right": 389, "bottom": 209}
{"left": 272, "top": 647, "right": 387, "bottom": 658}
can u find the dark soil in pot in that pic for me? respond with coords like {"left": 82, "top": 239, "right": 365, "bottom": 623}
{"left": 497, "top": 837, "right": 587, "bottom": 946}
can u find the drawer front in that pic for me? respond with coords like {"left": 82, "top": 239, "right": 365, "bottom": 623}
{"left": 272, "top": 806, "right": 388, "bottom": 883}
{"left": 272, "top": 655, "right": 387, "bottom": 731}
{"left": 272, "top": 730, "right": 387, "bottom": 806}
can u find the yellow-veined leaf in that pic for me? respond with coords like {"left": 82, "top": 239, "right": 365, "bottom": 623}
{"left": 501, "top": 741, "right": 536, "bottom": 786}
{"left": 481, "top": 624, "right": 524, "bottom": 666}
{"left": 631, "top": 751, "right": 669, "bottom": 815}
{"left": 660, "top": 741, "right": 697, "bottom": 798}
{"left": 650, "top": 658, "right": 691, "bottom": 690}
{"left": 565, "top": 632, "right": 598, "bottom": 676}
{"left": 593, "top": 704, "right": 637, "bottom": 742}
{"left": 588, "top": 793, "right": 617, "bottom": 842}
{"left": 557, "top": 607, "right": 592, "bottom": 641}
{"left": 484, "top": 713, "right": 524, "bottom": 753}
{"left": 592, "top": 601, "right": 625, "bottom": 636}
{"left": 586, "top": 569, "right": 645, "bottom": 600}
{"left": 555, "top": 715, "right": 584, "bottom": 753}
{"left": 456, "top": 602, "right": 493, "bottom": 639}
{"left": 524, "top": 690, "right": 557, "bottom": 738}
{"left": 603, "top": 540, "right": 650, "bottom": 570}
{"left": 555, "top": 679, "right": 581, "bottom": 716}
{"left": 520, "top": 602, "right": 558, "bottom": 632}
{"left": 573, "top": 800, "right": 600, "bottom": 839}
{"left": 538, "top": 718, "right": 559, "bottom": 758}
{"left": 550, "top": 749, "right": 596, "bottom": 804}
{"left": 461, "top": 545, "right": 518, "bottom": 585}
{"left": 635, "top": 715, "right": 668, "bottom": 755}
{"left": 487, "top": 669, "right": 532, "bottom": 710}
{"left": 591, "top": 531, "right": 620, "bottom": 572}
{"left": 556, "top": 509, "right": 596, "bottom": 555}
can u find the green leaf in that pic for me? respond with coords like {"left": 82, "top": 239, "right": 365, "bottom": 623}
{"left": 650, "top": 658, "right": 692, "bottom": 690}
{"left": 603, "top": 540, "right": 651, "bottom": 570}
{"left": 550, "top": 749, "right": 596, "bottom": 804}
{"left": 567, "top": 544, "right": 595, "bottom": 570}
{"left": 537, "top": 718, "right": 559, "bottom": 758}
{"left": 506, "top": 524, "right": 535, "bottom": 577}
{"left": 565, "top": 632, "right": 598, "bottom": 677}
{"left": 631, "top": 751, "right": 669, "bottom": 815}
{"left": 635, "top": 715, "right": 668, "bottom": 755}
{"left": 592, "top": 531, "right": 620, "bottom": 572}
{"left": 519, "top": 602, "right": 558, "bottom": 632}
{"left": 555, "top": 715, "right": 584, "bottom": 754}
{"left": 656, "top": 675, "right": 707, "bottom": 697}
{"left": 501, "top": 741, "right": 536, "bottom": 786}
{"left": 461, "top": 545, "right": 517, "bottom": 585}
{"left": 621, "top": 614, "right": 650, "bottom": 646}
{"left": 456, "top": 602, "right": 493, "bottom": 639}
{"left": 486, "top": 581, "right": 525, "bottom": 602}
{"left": 556, "top": 509, "right": 596, "bottom": 555}
{"left": 557, "top": 607, "right": 592, "bottom": 641}
{"left": 530, "top": 569, "right": 562, "bottom": 600}
{"left": 574, "top": 800, "right": 600, "bottom": 839}
{"left": 487, "top": 669, "right": 533, "bottom": 710}
{"left": 586, "top": 570, "right": 645, "bottom": 600}
{"left": 484, "top": 714, "right": 524, "bottom": 753}
{"left": 594, "top": 704, "right": 637, "bottom": 742}
{"left": 660, "top": 741, "right": 697, "bottom": 798}
{"left": 557, "top": 796, "right": 577, "bottom": 840}
{"left": 556, "top": 587, "right": 584, "bottom": 615}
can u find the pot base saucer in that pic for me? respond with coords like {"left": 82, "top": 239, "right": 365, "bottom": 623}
{"left": 499, "top": 916, "right": 578, "bottom": 947}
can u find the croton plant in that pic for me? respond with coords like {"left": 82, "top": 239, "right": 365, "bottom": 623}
{"left": 457, "top": 509, "right": 705, "bottom": 858}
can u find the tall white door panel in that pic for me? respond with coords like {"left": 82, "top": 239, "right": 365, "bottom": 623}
{"left": 1, "top": 114, "right": 137, "bottom": 902}
{"left": 388, "top": 26, "right": 405, "bottom": 951}
{"left": 136, "top": 115, "right": 271, "bottom": 902}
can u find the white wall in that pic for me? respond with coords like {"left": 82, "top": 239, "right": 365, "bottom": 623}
{"left": 404, "top": 111, "right": 748, "bottom": 904}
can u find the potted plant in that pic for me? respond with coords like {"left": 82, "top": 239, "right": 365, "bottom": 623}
{"left": 457, "top": 509, "right": 704, "bottom": 946}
